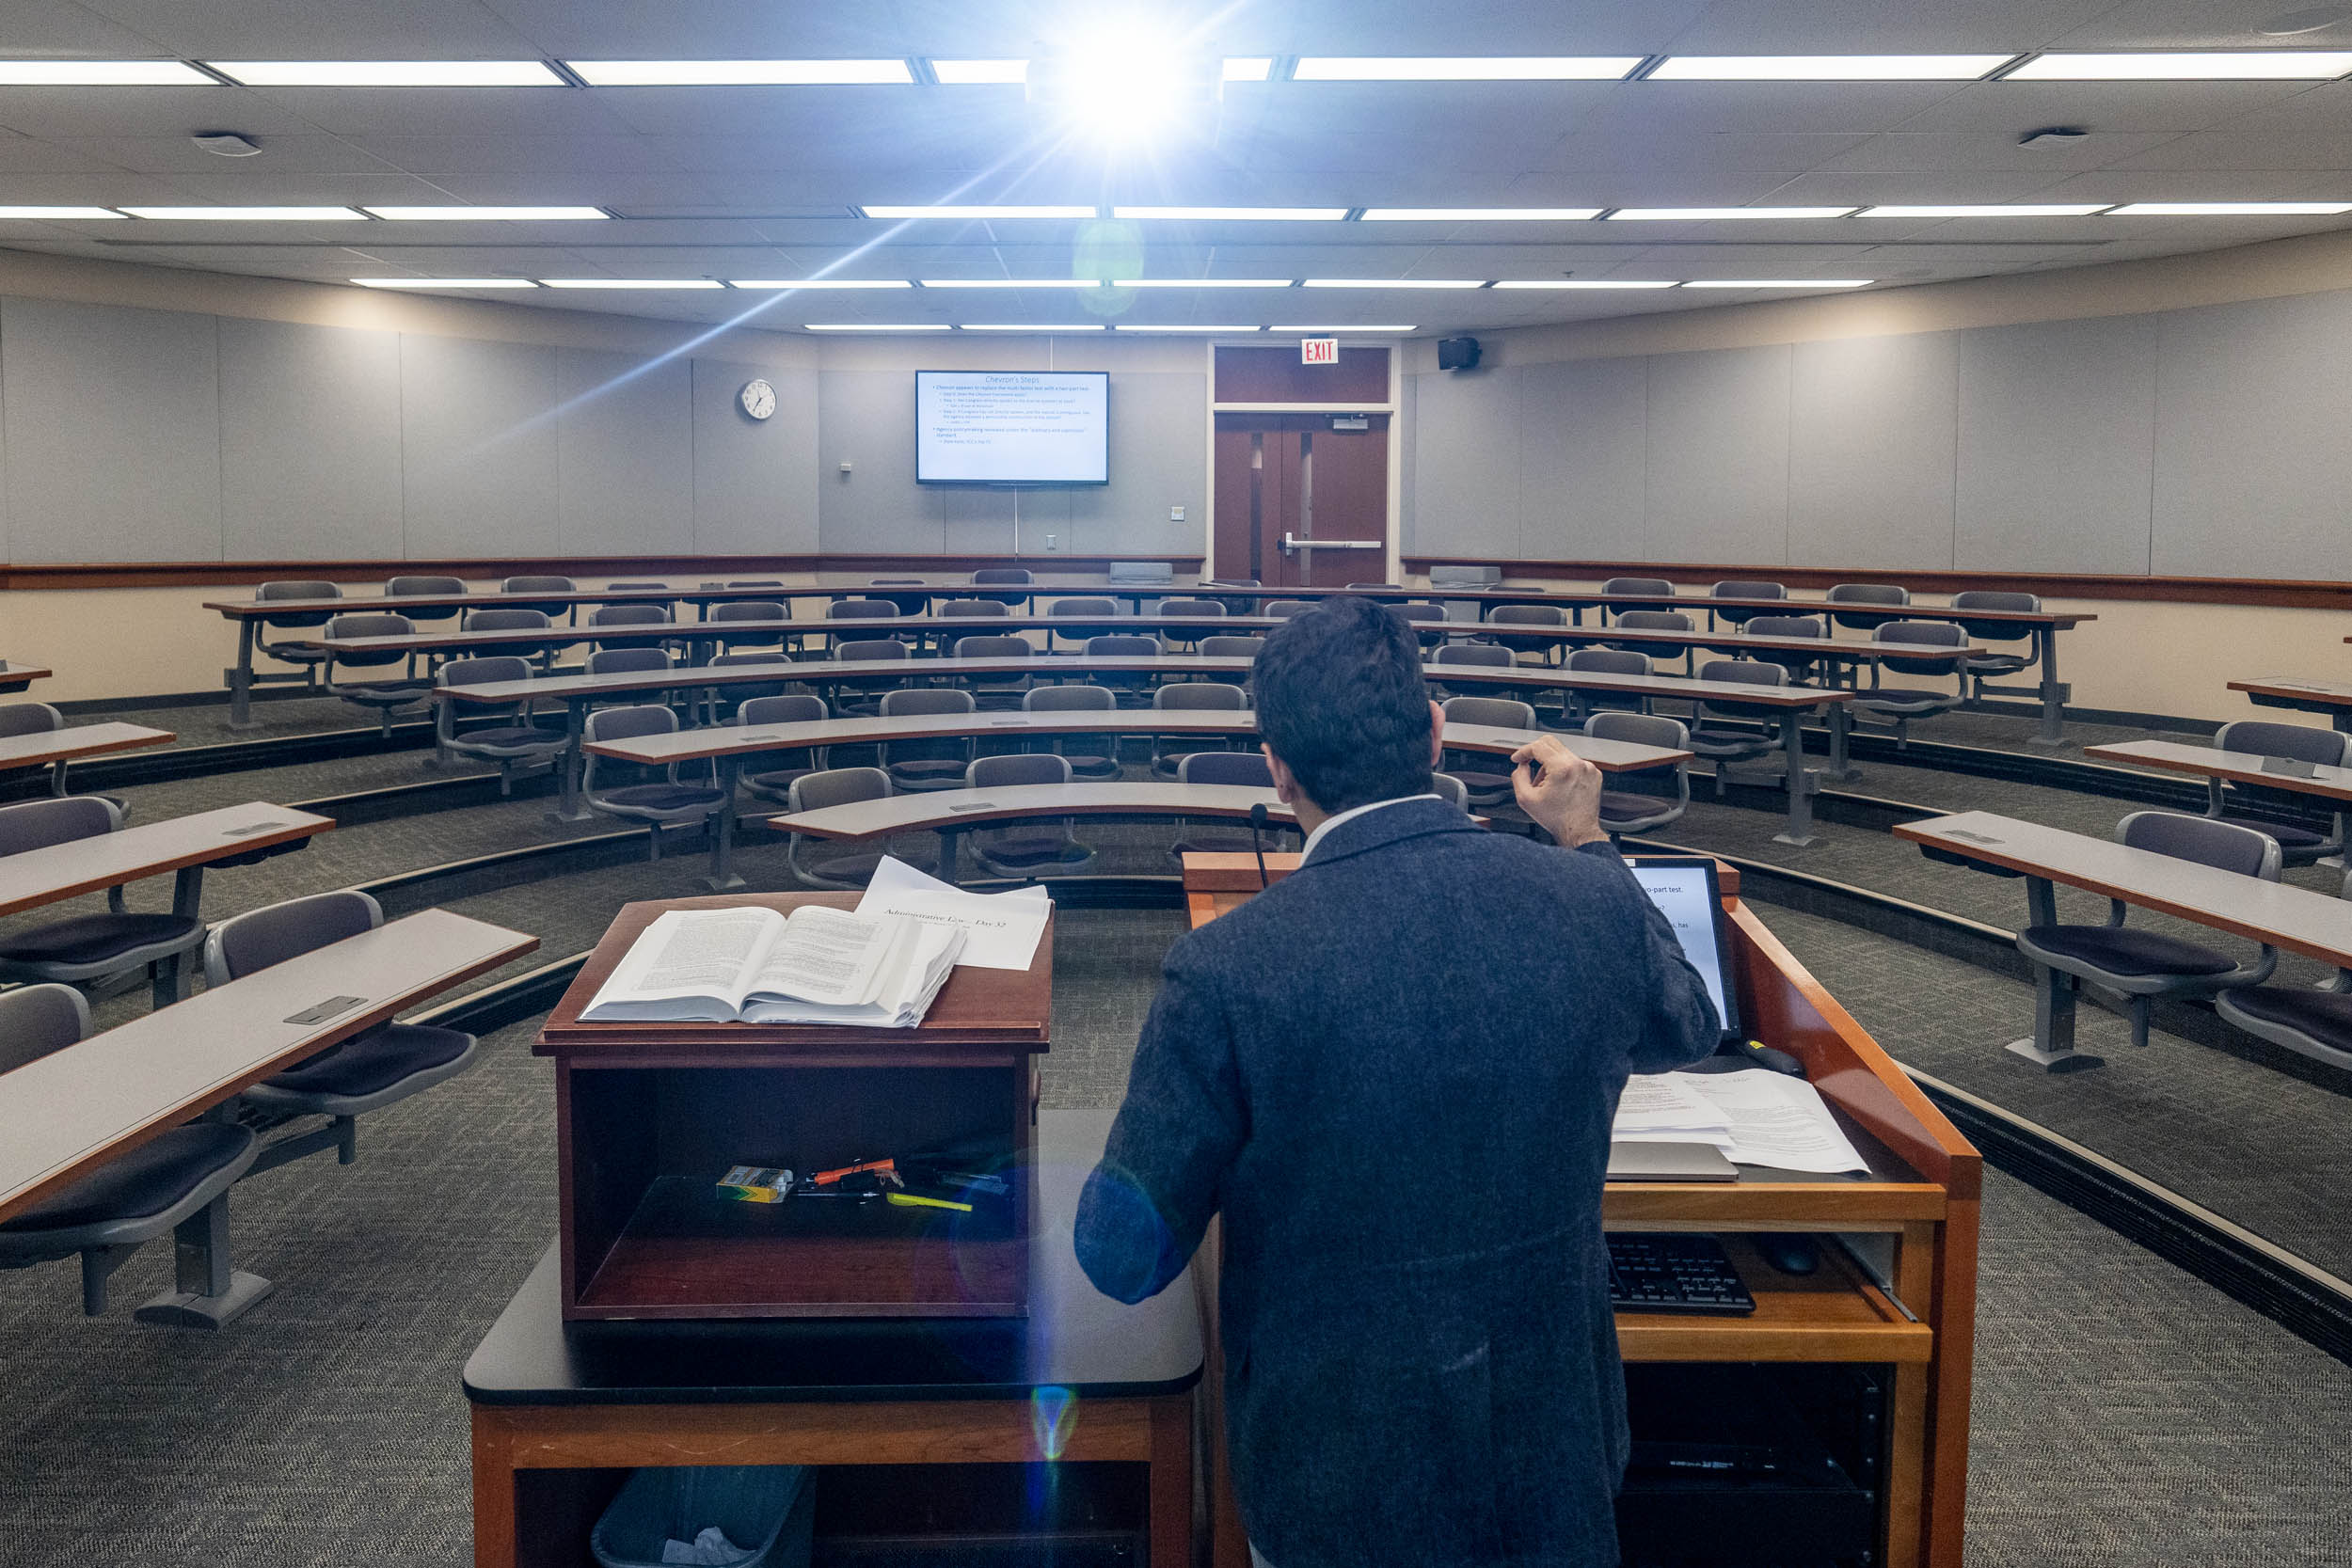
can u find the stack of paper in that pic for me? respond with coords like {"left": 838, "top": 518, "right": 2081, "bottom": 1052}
{"left": 1615, "top": 1069, "right": 1870, "bottom": 1175}
{"left": 854, "top": 856, "right": 1051, "bottom": 972}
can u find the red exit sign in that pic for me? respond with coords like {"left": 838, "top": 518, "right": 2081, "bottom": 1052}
{"left": 1299, "top": 337, "right": 1339, "bottom": 365}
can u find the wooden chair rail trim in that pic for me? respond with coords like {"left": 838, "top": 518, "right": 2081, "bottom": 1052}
{"left": 1406, "top": 555, "right": 2352, "bottom": 611}
{"left": 1, "top": 554, "right": 1205, "bottom": 591}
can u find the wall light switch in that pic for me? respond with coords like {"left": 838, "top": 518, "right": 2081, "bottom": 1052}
{"left": 837, "top": 461, "right": 854, "bottom": 474}
{"left": 1044, "top": 533, "right": 1059, "bottom": 551}
{"left": 1170, "top": 505, "right": 1186, "bottom": 521}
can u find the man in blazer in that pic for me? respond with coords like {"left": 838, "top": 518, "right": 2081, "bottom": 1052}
{"left": 1075, "top": 594, "right": 1722, "bottom": 1568}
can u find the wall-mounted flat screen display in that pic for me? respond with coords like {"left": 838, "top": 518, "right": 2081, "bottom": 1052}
{"left": 915, "top": 370, "right": 1110, "bottom": 485}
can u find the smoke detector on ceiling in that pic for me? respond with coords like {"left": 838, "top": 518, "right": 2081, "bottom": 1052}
{"left": 191, "top": 133, "right": 261, "bottom": 157}
{"left": 2017, "top": 126, "right": 2090, "bottom": 148}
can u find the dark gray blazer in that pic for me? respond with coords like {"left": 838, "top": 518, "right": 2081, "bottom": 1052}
{"left": 1075, "top": 797, "right": 1721, "bottom": 1568}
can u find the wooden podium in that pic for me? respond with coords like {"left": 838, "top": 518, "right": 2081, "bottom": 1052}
{"left": 537, "top": 893, "right": 1054, "bottom": 1322}
{"left": 1181, "top": 853, "right": 1980, "bottom": 1568}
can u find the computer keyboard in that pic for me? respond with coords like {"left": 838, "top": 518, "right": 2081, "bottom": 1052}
{"left": 1607, "top": 1233, "right": 1756, "bottom": 1316}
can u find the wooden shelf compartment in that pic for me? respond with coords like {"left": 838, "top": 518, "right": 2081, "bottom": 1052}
{"left": 1615, "top": 1235, "right": 1931, "bottom": 1364}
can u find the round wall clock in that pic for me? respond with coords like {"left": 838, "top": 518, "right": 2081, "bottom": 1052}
{"left": 739, "top": 378, "right": 777, "bottom": 420}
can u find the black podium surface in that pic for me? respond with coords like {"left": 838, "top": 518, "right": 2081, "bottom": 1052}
{"left": 463, "top": 1109, "right": 1201, "bottom": 1407}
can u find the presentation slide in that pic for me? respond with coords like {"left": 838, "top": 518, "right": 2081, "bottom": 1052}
{"left": 915, "top": 370, "right": 1110, "bottom": 485}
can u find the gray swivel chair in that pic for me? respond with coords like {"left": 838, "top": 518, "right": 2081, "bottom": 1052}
{"left": 1262, "top": 599, "right": 1313, "bottom": 619}
{"left": 785, "top": 767, "right": 896, "bottom": 889}
{"left": 1393, "top": 601, "right": 1451, "bottom": 651}
{"left": 1346, "top": 581, "right": 1403, "bottom": 592}
{"left": 832, "top": 637, "right": 913, "bottom": 716}
{"left": 1951, "top": 590, "right": 2043, "bottom": 700}
{"left": 1824, "top": 582, "right": 1911, "bottom": 634}
{"left": 1024, "top": 684, "right": 1122, "bottom": 779}
{"left": 433, "top": 657, "right": 568, "bottom": 794}
{"left": 324, "top": 612, "right": 432, "bottom": 736}
{"left": 701, "top": 649, "right": 793, "bottom": 721}
{"left": 580, "top": 705, "right": 729, "bottom": 859}
{"left": 465, "top": 607, "right": 554, "bottom": 665}
{"left": 708, "top": 600, "right": 790, "bottom": 657}
{"left": 0, "top": 797, "right": 208, "bottom": 1006}
{"left": 866, "top": 578, "right": 931, "bottom": 616}
{"left": 2217, "top": 872, "right": 2352, "bottom": 1069}
{"left": 1152, "top": 599, "right": 1226, "bottom": 654}
{"left": 951, "top": 634, "right": 1035, "bottom": 709}
{"left": 254, "top": 579, "right": 342, "bottom": 686}
{"left": 970, "top": 567, "right": 1033, "bottom": 606}
{"left": 1441, "top": 695, "right": 1535, "bottom": 808}
{"left": 1708, "top": 579, "right": 1786, "bottom": 627}
{"left": 1601, "top": 578, "right": 1675, "bottom": 618}
{"left": 1152, "top": 682, "right": 1248, "bottom": 779}
{"left": 587, "top": 603, "right": 674, "bottom": 652}
{"left": 879, "top": 688, "right": 977, "bottom": 791}
{"left": 1171, "top": 749, "right": 1282, "bottom": 862}
{"left": 0, "top": 703, "right": 125, "bottom": 804}
{"left": 733, "top": 694, "right": 829, "bottom": 808}
{"left": 0, "top": 984, "right": 259, "bottom": 1315}
{"left": 601, "top": 579, "right": 672, "bottom": 599}
{"left": 1485, "top": 604, "right": 1566, "bottom": 664}
{"left": 208, "top": 890, "right": 482, "bottom": 1171}
{"left": 1200, "top": 635, "right": 1264, "bottom": 659}
{"left": 1690, "top": 658, "right": 1789, "bottom": 794}
{"left": 1084, "top": 634, "right": 1163, "bottom": 705}
{"left": 1429, "top": 771, "right": 1470, "bottom": 812}
{"left": 2017, "top": 813, "right": 2280, "bottom": 1053}
{"left": 1427, "top": 641, "right": 1514, "bottom": 700}
{"left": 385, "top": 575, "right": 466, "bottom": 626}
{"left": 2203, "top": 720, "right": 2351, "bottom": 867}
{"left": 1851, "top": 622, "right": 1968, "bottom": 747}
{"left": 964, "top": 753, "right": 1096, "bottom": 879}
{"left": 1047, "top": 598, "right": 1123, "bottom": 652}
{"left": 1551, "top": 646, "right": 1650, "bottom": 728}
{"left": 500, "top": 574, "right": 576, "bottom": 618}
{"left": 1613, "top": 610, "right": 1695, "bottom": 673}
{"left": 583, "top": 647, "right": 674, "bottom": 714}
{"left": 938, "top": 597, "right": 1012, "bottom": 619}
{"left": 827, "top": 598, "right": 902, "bottom": 646}
{"left": 1742, "top": 614, "right": 1829, "bottom": 686}
{"left": 1585, "top": 711, "right": 1691, "bottom": 838}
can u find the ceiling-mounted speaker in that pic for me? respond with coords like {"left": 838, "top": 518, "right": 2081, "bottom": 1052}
{"left": 1438, "top": 336, "right": 1482, "bottom": 372}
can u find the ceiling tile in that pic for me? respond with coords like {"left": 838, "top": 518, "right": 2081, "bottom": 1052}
{"left": 78, "top": 0, "right": 540, "bottom": 55}
{"left": 56, "top": 132, "right": 390, "bottom": 173}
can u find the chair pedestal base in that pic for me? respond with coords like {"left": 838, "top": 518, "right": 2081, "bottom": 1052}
{"left": 134, "top": 1269, "right": 273, "bottom": 1330}
{"left": 2004, "top": 1037, "right": 2105, "bottom": 1072}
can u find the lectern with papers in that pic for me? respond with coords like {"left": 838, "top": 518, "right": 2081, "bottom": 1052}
{"left": 540, "top": 893, "right": 1055, "bottom": 1322}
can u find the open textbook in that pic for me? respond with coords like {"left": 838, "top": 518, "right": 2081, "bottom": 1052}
{"left": 581, "top": 904, "right": 965, "bottom": 1027}
{"left": 1613, "top": 1069, "right": 1869, "bottom": 1175}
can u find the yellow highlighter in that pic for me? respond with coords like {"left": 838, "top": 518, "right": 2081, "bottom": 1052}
{"left": 886, "top": 1190, "right": 974, "bottom": 1213}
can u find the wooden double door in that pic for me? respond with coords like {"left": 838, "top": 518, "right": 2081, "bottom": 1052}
{"left": 1212, "top": 412, "right": 1391, "bottom": 588}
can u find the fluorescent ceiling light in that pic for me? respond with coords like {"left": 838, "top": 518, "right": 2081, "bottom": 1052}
{"left": 119, "top": 205, "right": 364, "bottom": 220}
{"left": 0, "top": 206, "right": 122, "bottom": 219}
{"left": 1112, "top": 205, "right": 1349, "bottom": 220}
{"left": 1123, "top": 278, "right": 1295, "bottom": 288}
{"left": 1858, "top": 203, "right": 2109, "bottom": 217}
{"left": 1359, "top": 207, "right": 1601, "bottom": 221}
{"left": 919, "top": 277, "right": 1104, "bottom": 288}
{"left": 2006, "top": 51, "right": 2352, "bottom": 79}
{"left": 540, "top": 277, "right": 725, "bottom": 289}
{"left": 567, "top": 59, "right": 914, "bottom": 86}
{"left": 362, "top": 205, "right": 607, "bottom": 220}
{"left": 862, "top": 204, "right": 1095, "bottom": 219}
{"left": 1492, "top": 279, "right": 1677, "bottom": 289}
{"left": 1303, "top": 277, "right": 1485, "bottom": 288}
{"left": 1222, "top": 58, "right": 1274, "bottom": 81}
{"left": 352, "top": 277, "right": 538, "bottom": 288}
{"left": 1648, "top": 55, "right": 2012, "bottom": 80}
{"left": 1272, "top": 325, "right": 1416, "bottom": 332}
{"left": 1608, "top": 206, "right": 1857, "bottom": 220}
{"left": 0, "top": 60, "right": 213, "bottom": 86}
{"left": 1293, "top": 56, "right": 1642, "bottom": 80}
{"left": 209, "top": 60, "right": 563, "bottom": 87}
{"left": 959, "top": 324, "right": 1107, "bottom": 330}
{"left": 2107, "top": 200, "right": 2352, "bottom": 214}
{"left": 1114, "top": 325, "right": 1262, "bottom": 331}
{"left": 1682, "top": 278, "right": 1872, "bottom": 288}
{"left": 931, "top": 59, "right": 1026, "bottom": 84}
{"left": 805, "top": 324, "right": 950, "bottom": 331}
{"left": 729, "top": 278, "right": 913, "bottom": 289}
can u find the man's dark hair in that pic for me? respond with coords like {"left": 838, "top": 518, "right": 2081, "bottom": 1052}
{"left": 1251, "top": 596, "right": 1434, "bottom": 814}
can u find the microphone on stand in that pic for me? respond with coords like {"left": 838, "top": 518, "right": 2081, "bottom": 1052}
{"left": 1248, "top": 801, "right": 1271, "bottom": 888}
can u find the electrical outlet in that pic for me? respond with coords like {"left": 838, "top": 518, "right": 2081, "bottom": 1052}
{"left": 1044, "top": 533, "right": 1059, "bottom": 551}
{"left": 1170, "top": 505, "right": 1186, "bottom": 521}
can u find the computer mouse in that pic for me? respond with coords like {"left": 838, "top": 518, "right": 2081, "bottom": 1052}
{"left": 1756, "top": 1234, "right": 1820, "bottom": 1276}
